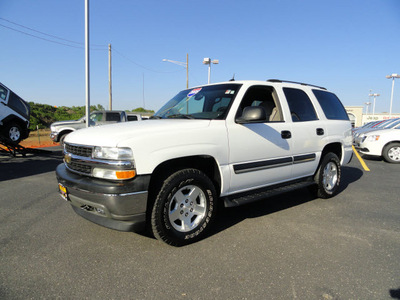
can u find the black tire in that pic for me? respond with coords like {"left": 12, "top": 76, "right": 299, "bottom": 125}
{"left": 4, "top": 122, "right": 22, "bottom": 144}
{"left": 151, "top": 168, "right": 217, "bottom": 246}
{"left": 314, "top": 153, "right": 341, "bottom": 199}
{"left": 382, "top": 142, "right": 400, "bottom": 164}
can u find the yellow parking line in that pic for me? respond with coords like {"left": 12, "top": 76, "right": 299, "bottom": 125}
{"left": 352, "top": 145, "right": 370, "bottom": 171}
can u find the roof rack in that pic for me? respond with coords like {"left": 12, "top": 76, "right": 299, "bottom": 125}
{"left": 267, "top": 79, "right": 326, "bottom": 90}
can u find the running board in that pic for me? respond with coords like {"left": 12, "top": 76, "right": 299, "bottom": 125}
{"left": 222, "top": 178, "right": 315, "bottom": 207}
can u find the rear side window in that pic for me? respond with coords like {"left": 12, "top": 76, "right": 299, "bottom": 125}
{"left": 313, "top": 90, "right": 349, "bottom": 120}
{"left": 283, "top": 88, "right": 318, "bottom": 122}
{"left": 8, "top": 91, "right": 30, "bottom": 119}
{"left": 106, "top": 112, "right": 121, "bottom": 121}
{"left": 127, "top": 115, "right": 138, "bottom": 121}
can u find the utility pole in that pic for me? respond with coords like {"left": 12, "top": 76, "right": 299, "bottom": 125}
{"left": 142, "top": 73, "right": 145, "bottom": 109}
{"left": 186, "top": 53, "right": 189, "bottom": 89}
{"left": 85, "top": 0, "right": 90, "bottom": 127}
{"left": 108, "top": 43, "right": 112, "bottom": 110}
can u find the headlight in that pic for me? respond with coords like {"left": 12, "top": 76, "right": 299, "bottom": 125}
{"left": 93, "top": 147, "right": 133, "bottom": 160}
{"left": 364, "top": 135, "right": 380, "bottom": 142}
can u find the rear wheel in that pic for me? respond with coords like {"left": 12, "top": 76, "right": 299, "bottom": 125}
{"left": 382, "top": 143, "right": 400, "bottom": 163}
{"left": 314, "top": 153, "right": 341, "bottom": 198}
{"left": 4, "top": 122, "right": 22, "bottom": 144}
{"left": 151, "top": 168, "right": 217, "bottom": 246}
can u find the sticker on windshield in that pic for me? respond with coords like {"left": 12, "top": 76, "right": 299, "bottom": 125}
{"left": 187, "top": 88, "right": 202, "bottom": 97}
{"left": 225, "top": 90, "right": 235, "bottom": 95}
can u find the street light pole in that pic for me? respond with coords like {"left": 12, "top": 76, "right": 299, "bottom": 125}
{"left": 364, "top": 102, "right": 371, "bottom": 115}
{"left": 203, "top": 58, "right": 219, "bottom": 84}
{"left": 369, "top": 93, "right": 380, "bottom": 116}
{"left": 162, "top": 54, "right": 189, "bottom": 88}
{"left": 386, "top": 73, "right": 400, "bottom": 118}
{"left": 84, "top": 0, "right": 90, "bottom": 128}
{"left": 108, "top": 43, "right": 112, "bottom": 110}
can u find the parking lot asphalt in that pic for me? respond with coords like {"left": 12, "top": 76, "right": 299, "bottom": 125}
{"left": 1, "top": 147, "right": 399, "bottom": 299}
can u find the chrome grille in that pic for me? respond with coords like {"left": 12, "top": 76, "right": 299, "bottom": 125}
{"left": 68, "top": 160, "right": 92, "bottom": 174}
{"left": 65, "top": 143, "right": 93, "bottom": 158}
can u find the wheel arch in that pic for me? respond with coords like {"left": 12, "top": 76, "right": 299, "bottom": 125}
{"left": 382, "top": 140, "right": 400, "bottom": 155}
{"left": 321, "top": 142, "right": 343, "bottom": 162}
{"left": 58, "top": 129, "right": 74, "bottom": 141}
{"left": 1, "top": 115, "right": 28, "bottom": 130}
{"left": 146, "top": 155, "right": 222, "bottom": 213}
{"left": 314, "top": 142, "right": 343, "bottom": 176}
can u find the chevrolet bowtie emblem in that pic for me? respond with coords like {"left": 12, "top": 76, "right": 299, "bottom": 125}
{"left": 65, "top": 153, "right": 72, "bottom": 164}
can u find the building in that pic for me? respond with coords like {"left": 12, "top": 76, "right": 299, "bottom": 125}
{"left": 345, "top": 106, "right": 400, "bottom": 128}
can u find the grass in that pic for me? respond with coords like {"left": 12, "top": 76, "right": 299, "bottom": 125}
{"left": 20, "top": 129, "right": 58, "bottom": 148}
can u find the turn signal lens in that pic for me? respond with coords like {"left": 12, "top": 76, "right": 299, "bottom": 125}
{"left": 115, "top": 170, "right": 136, "bottom": 179}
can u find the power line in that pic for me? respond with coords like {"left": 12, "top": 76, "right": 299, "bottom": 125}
{"left": 0, "top": 17, "right": 107, "bottom": 50}
{"left": 1, "top": 17, "right": 184, "bottom": 73}
{"left": 0, "top": 23, "right": 85, "bottom": 49}
{"left": 113, "top": 47, "right": 185, "bottom": 74}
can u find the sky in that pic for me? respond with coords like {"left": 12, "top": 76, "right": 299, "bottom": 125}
{"left": 1, "top": 0, "right": 400, "bottom": 114}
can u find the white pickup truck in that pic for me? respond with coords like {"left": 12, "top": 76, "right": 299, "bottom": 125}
{"left": 50, "top": 111, "right": 143, "bottom": 145}
{"left": 56, "top": 80, "right": 353, "bottom": 246}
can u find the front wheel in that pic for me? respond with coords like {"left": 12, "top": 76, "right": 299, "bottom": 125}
{"left": 382, "top": 143, "right": 400, "bottom": 164}
{"left": 151, "top": 169, "right": 217, "bottom": 246}
{"left": 314, "top": 153, "right": 341, "bottom": 199}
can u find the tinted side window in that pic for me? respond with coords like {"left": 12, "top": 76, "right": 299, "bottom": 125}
{"left": 0, "top": 86, "right": 9, "bottom": 101}
{"left": 127, "top": 115, "right": 138, "bottom": 121}
{"left": 283, "top": 88, "right": 318, "bottom": 122}
{"left": 312, "top": 90, "right": 349, "bottom": 120}
{"left": 8, "top": 92, "right": 30, "bottom": 119}
{"left": 106, "top": 112, "right": 121, "bottom": 121}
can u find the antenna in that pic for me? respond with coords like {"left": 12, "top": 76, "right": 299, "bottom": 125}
{"left": 229, "top": 74, "right": 235, "bottom": 81}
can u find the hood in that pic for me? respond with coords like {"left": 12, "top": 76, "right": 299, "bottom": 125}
{"left": 364, "top": 128, "right": 400, "bottom": 137}
{"left": 52, "top": 119, "right": 82, "bottom": 127}
{"left": 64, "top": 119, "right": 212, "bottom": 147}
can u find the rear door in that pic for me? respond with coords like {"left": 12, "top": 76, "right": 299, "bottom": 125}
{"left": 283, "top": 87, "right": 325, "bottom": 178}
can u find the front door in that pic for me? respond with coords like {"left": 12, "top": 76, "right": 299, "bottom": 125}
{"left": 227, "top": 85, "right": 293, "bottom": 194}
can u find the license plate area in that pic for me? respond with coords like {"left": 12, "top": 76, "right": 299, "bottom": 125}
{"left": 58, "top": 183, "right": 69, "bottom": 201}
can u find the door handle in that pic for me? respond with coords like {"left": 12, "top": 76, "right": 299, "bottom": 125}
{"left": 316, "top": 128, "right": 324, "bottom": 136}
{"left": 281, "top": 130, "right": 292, "bottom": 139}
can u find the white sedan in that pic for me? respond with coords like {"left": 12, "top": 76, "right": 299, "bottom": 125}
{"left": 355, "top": 128, "right": 400, "bottom": 163}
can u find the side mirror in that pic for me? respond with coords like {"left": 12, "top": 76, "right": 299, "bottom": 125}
{"left": 236, "top": 106, "right": 266, "bottom": 124}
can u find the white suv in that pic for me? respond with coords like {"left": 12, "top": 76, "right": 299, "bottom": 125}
{"left": 56, "top": 80, "right": 353, "bottom": 246}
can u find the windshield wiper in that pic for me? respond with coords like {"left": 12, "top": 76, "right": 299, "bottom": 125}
{"left": 150, "top": 115, "right": 162, "bottom": 119}
{"left": 167, "top": 114, "right": 195, "bottom": 119}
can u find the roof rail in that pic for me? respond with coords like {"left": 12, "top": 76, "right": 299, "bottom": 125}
{"left": 267, "top": 79, "right": 327, "bottom": 90}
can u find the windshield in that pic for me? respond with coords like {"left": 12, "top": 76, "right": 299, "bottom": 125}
{"left": 154, "top": 83, "right": 242, "bottom": 119}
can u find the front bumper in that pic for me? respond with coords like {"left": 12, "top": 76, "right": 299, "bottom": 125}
{"left": 50, "top": 131, "right": 59, "bottom": 142}
{"left": 56, "top": 163, "right": 150, "bottom": 232}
